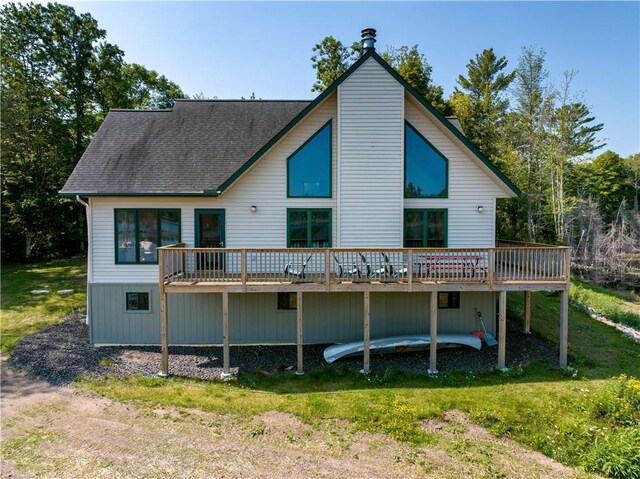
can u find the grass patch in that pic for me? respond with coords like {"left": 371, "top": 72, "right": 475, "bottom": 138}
{"left": 1, "top": 257, "right": 87, "bottom": 352}
{"left": 3, "top": 259, "right": 639, "bottom": 478}
{"left": 569, "top": 278, "right": 640, "bottom": 330}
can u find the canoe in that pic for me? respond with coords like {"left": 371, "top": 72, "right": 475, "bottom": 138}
{"left": 323, "top": 334, "right": 482, "bottom": 364}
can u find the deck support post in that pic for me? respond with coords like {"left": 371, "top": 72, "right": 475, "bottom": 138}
{"left": 428, "top": 291, "right": 438, "bottom": 375}
{"left": 296, "top": 291, "right": 304, "bottom": 375}
{"left": 159, "top": 291, "right": 169, "bottom": 377}
{"left": 498, "top": 290, "right": 507, "bottom": 371}
{"left": 222, "top": 291, "right": 231, "bottom": 378}
{"left": 559, "top": 290, "right": 569, "bottom": 368}
{"left": 361, "top": 290, "right": 370, "bottom": 375}
{"left": 523, "top": 291, "right": 531, "bottom": 334}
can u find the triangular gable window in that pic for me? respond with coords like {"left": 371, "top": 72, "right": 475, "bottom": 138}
{"left": 405, "top": 121, "right": 448, "bottom": 198}
{"left": 287, "top": 121, "right": 331, "bottom": 198}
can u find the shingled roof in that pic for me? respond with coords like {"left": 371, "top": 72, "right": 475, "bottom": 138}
{"left": 60, "top": 100, "right": 310, "bottom": 195}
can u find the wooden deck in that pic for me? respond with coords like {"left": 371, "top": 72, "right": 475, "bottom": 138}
{"left": 156, "top": 244, "right": 571, "bottom": 377}
{"left": 159, "top": 245, "right": 571, "bottom": 293}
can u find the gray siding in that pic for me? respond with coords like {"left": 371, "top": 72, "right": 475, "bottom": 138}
{"left": 90, "top": 284, "right": 495, "bottom": 345}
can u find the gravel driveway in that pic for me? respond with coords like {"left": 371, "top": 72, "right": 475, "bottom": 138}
{"left": 11, "top": 310, "right": 556, "bottom": 384}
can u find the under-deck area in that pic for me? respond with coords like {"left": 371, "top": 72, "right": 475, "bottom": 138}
{"left": 157, "top": 243, "right": 571, "bottom": 377}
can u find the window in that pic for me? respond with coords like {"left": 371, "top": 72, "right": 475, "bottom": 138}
{"left": 287, "top": 209, "right": 331, "bottom": 248}
{"left": 405, "top": 121, "right": 448, "bottom": 198}
{"left": 438, "top": 292, "right": 460, "bottom": 309}
{"left": 115, "top": 209, "right": 181, "bottom": 264}
{"left": 404, "top": 209, "right": 447, "bottom": 247}
{"left": 277, "top": 292, "right": 297, "bottom": 310}
{"left": 287, "top": 121, "right": 332, "bottom": 197}
{"left": 126, "top": 292, "right": 150, "bottom": 311}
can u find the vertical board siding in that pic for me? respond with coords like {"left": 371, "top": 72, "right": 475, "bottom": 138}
{"left": 90, "top": 286, "right": 495, "bottom": 345}
{"left": 91, "top": 96, "right": 337, "bottom": 283}
{"left": 404, "top": 96, "right": 508, "bottom": 248}
{"left": 337, "top": 58, "right": 404, "bottom": 247}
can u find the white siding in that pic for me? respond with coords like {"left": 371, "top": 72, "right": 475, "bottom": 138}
{"left": 92, "top": 95, "right": 337, "bottom": 283}
{"left": 404, "top": 95, "right": 507, "bottom": 248}
{"left": 337, "top": 58, "right": 405, "bottom": 247}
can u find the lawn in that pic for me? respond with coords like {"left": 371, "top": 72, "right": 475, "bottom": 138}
{"left": 2, "top": 258, "right": 639, "bottom": 478}
{"left": 1, "top": 257, "right": 87, "bottom": 353}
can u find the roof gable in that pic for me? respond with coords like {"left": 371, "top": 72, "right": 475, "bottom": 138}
{"left": 219, "top": 50, "right": 520, "bottom": 197}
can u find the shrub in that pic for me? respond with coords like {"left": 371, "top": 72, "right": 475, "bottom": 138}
{"left": 590, "top": 375, "right": 640, "bottom": 427}
{"left": 582, "top": 427, "right": 640, "bottom": 479}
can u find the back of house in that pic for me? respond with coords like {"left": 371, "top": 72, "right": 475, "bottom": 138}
{"left": 62, "top": 28, "right": 569, "bottom": 373}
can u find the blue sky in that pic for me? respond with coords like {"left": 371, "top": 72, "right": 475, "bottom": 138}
{"left": 68, "top": 1, "right": 639, "bottom": 156}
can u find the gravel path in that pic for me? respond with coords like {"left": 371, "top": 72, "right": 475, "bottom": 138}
{"left": 11, "top": 311, "right": 555, "bottom": 383}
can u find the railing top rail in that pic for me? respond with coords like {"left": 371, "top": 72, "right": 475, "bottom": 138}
{"left": 158, "top": 245, "right": 569, "bottom": 253}
{"left": 497, "top": 239, "right": 569, "bottom": 248}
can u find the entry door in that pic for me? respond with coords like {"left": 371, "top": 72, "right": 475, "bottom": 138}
{"left": 195, "top": 210, "right": 225, "bottom": 270}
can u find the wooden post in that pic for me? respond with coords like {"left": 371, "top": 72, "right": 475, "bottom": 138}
{"left": 241, "top": 249, "right": 247, "bottom": 292}
{"left": 559, "top": 290, "right": 569, "bottom": 368}
{"left": 498, "top": 290, "right": 507, "bottom": 371}
{"left": 325, "top": 249, "right": 331, "bottom": 290}
{"left": 361, "top": 290, "right": 370, "bottom": 374}
{"left": 429, "top": 291, "right": 438, "bottom": 374}
{"left": 296, "top": 291, "right": 304, "bottom": 375}
{"left": 222, "top": 291, "right": 230, "bottom": 377}
{"left": 488, "top": 249, "right": 495, "bottom": 286}
{"left": 159, "top": 291, "right": 169, "bottom": 377}
{"left": 523, "top": 290, "right": 531, "bottom": 334}
{"left": 407, "top": 249, "right": 413, "bottom": 292}
{"left": 158, "top": 247, "right": 169, "bottom": 377}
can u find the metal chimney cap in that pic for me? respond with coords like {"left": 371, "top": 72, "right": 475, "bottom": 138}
{"left": 361, "top": 27, "right": 377, "bottom": 52}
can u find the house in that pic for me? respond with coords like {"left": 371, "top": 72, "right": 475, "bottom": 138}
{"left": 61, "top": 28, "right": 570, "bottom": 376}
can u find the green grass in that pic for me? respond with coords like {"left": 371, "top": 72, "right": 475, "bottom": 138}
{"left": 569, "top": 278, "right": 640, "bottom": 330}
{"left": 1, "top": 257, "right": 87, "bottom": 352}
{"left": 3, "top": 258, "right": 639, "bottom": 477}
{"left": 81, "top": 292, "right": 640, "bottom": 478}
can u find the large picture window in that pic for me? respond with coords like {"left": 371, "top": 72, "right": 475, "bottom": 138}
{"left": 115, "top": 209, "right": 181, "bottom": 264}
{"left": 287, "top": 209, "right": 331, "bottom": 248}
{"left": 404, "top": 209, "right": 447, "bottom": 247}
{"left": 287, "top": 121, "right": 332, "bottom": 198}
{"left": 405, "top": 121, "right": 448, "bottom": 198}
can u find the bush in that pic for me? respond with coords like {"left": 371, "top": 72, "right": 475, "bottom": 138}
{"left": 582, "top": 427, "right": 640, "bottom": 479}
{"left": 590, "top": 375, "right": 640, "bottom": 427}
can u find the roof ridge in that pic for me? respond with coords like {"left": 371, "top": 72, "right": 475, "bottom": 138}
{"left": 174, "top": 99, "right": 312, "bottom": 103}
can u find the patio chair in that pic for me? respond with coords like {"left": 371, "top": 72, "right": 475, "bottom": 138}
{"left": 370, "top": 252, "right": 394, "bottom": 279}
{"left": 332, "top": 253, "right": 364, "bottom": 278}
{"left": 284, "top": 254, "right": 313, "bottom": 280}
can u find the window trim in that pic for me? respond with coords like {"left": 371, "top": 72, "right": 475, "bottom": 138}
{"left": 114, "top": 208, "right": 181, "bottom": 265}
{"left": 404, "top": 120, "right": 449, "bottom": 199}
{"left": 438, "top": 292, "right": 460, "bottom": 309}
{"left": 403, "top": 209, "right": 448, "bottom": 247}
{"left": 286, "top": 119, "right": 333, "bottom": 199}
{"left": 286, "top": 208, "right": 332, "bottom": 248}
{"left": 125, "top": 290, "right": 152, "bottom": 314}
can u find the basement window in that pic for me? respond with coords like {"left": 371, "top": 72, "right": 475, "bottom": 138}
{"left": 438, "top": 292, "right": 460, "bottom": 309}
{"left": 277, "top": 292, "right": 297, "bottom": 310}
{"left": 126, "top": 292, "right": 150, "bottom": 311}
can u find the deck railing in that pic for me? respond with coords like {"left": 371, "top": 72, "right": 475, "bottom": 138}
{"left": 159, "top": 245, "right": 570, "bottom": 286}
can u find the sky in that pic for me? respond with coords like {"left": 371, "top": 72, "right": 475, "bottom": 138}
{"left": 62, "top": 1, "right": 639, "bottom": 156}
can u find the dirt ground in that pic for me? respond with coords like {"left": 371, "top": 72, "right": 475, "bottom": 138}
{"left": 1, "top": 362, "right": 589, "bottom": 479}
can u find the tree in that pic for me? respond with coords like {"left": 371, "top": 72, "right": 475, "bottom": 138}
{"left": 310, "top": 36, "right": 360, "bottom": 92}
{"left": 510, "top": 47, "right": 556, "bottom": 241}
{"left": 624, "top": 153, "right": 640, "bottom": 213}
{"left": 1, "top": 2, "right": 185, "bottom": 261}
{"left": 581, "top": 151, "right": 633, "bottom": 222}
{"left": 450, "top": 48, "right": 515, "bottom": 159}
{"left": 382, "top": 45, "right": 449, "bottom": 114}
{"left": 547, "top": 71, "right": 603, "bottom": 242}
